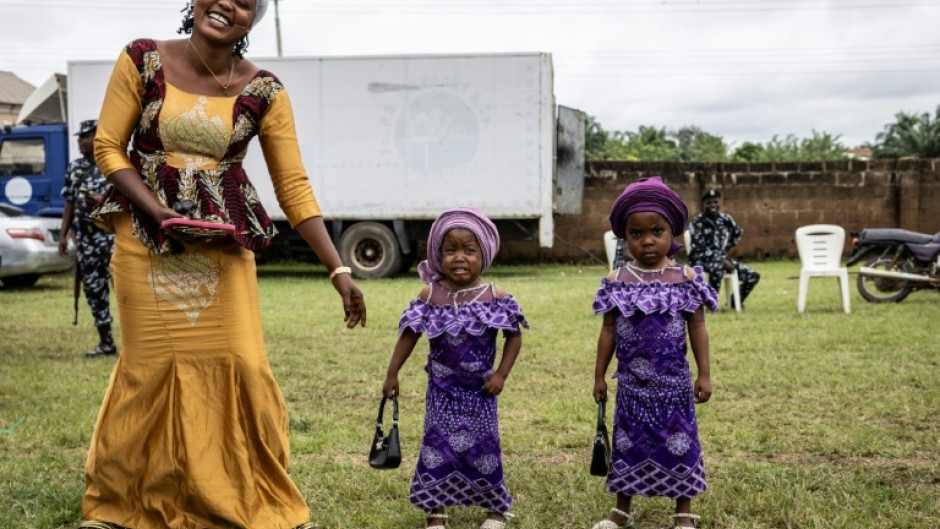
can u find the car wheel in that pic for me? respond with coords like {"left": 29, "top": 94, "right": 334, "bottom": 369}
{"left": 1, "top": 274, "right": 40, "bottom": 288}
{"left": 338, "top": 222, "right": 403, "bottom": 279}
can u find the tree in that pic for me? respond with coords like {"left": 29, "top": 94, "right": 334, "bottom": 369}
{"left": 873, "top": 106, "right": 940, "bottom": 158}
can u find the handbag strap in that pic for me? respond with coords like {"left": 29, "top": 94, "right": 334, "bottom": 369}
{"left": 376, "top": 395, "right": 400, "bottom": 427}
{"left": 596, "top": 397, "right": 607, "bottom": 430}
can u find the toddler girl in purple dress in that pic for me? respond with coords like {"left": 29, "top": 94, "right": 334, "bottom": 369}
{"left": 592, "top": 177, "right": 718, "bottom": 529}
{"left": 383, "top": 207, "right": 528, "bottom": 529}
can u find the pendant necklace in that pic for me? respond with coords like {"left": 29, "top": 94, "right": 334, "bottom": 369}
{"left": 188, "top": 39, "right": 235, "bottom": 96}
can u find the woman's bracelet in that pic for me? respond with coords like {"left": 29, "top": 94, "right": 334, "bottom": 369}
{"left": 329, "top": 266, "right": 352, "bottom": 280}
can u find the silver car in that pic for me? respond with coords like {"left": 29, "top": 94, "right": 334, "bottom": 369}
{"left": 0, "top": 203, "right": 75, "bottom": 288}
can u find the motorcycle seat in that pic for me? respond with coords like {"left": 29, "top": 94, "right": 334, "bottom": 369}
{"left": 859, "top": 228, "right": 936, "bottom": 245}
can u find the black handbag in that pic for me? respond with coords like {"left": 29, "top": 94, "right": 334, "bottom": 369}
{"left": 368, "top": 395, "right": 401, "bottom": 469}
{"left": 590, "top": 398, "right": 611, "bottom": 477}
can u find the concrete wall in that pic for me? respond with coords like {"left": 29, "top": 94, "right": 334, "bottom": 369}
{"left": 502, "top": 159, "right": 940, "bottom": 263}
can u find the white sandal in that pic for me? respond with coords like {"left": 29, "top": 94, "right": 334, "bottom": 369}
{"left": 590, "top": 507, "right": 634, "bottom": 529}
{"left": 426, "top": 512, "right": 448, "bottom": 528}
{"left": 480, "top": 511, "right": 514, "bottom": 529}
{"left": 672, "top": 512, "right": 701, "bottom": 528}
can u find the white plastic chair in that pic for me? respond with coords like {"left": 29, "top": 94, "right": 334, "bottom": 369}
{"left": 684, "top": 230, "right": 742, "bottom": 311}
{"left": 795, "top": 224, "right": 851, "bottom": 314}
{"left": 603, "top": 230, "right": 619, "bottom": 271}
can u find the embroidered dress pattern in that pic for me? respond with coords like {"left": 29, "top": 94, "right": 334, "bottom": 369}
{"left": 148, "top": 250, "right": 221, "bottom": 325}
{"left": 399, "top": 285, "right": 528, "bottom": 514}
{"left": 593, "top": 264, "right": 717, "bottom": 499}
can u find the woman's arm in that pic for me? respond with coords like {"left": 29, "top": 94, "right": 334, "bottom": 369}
{"left": 95, "top": 52, "right": 180, "bottom": 224}
{"left": 594, "top": 311, "right": 617, "bottom": 403}
{"left": 293, "top": 216, "right": 366, "bottom": 328}
{"left": 687, "top": 307, "right": 712, "bottom": 403}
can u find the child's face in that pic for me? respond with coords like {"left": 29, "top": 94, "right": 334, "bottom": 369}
{"left": 440, "top": 228, "right": 483, "bottom": 288}
{"left": 624, "top": 211, "right": 673, "bottom": 269}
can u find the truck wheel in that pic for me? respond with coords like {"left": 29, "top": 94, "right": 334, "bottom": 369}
{"left": 1, "top": 274, "right": 40, "bottom": 288}
{"left": 338, "top": 222, "right": 403, "bottom": 279}
{"left": 857, "top": 257, "right": 912, "bottom": 303}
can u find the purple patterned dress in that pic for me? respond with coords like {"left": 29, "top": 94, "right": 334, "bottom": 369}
{"left": 399, "top": 283, "right": 529, "bottom": 514}
{"left": 593, "top": 264, "right": 718, "bottom": 499}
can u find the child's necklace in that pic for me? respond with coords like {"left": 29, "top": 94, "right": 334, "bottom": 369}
{"left": 443, "top": 281, "right": 489, "bottom": 307}
{"left": 627, "top": 262, "right": 669, "bottom": 274}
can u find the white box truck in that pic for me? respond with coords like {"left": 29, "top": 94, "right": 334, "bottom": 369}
{"left": 68, "top": 53, "right": 584, "bottom": 277}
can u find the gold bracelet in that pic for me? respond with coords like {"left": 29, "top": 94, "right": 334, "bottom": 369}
{"left": 329, "top": 266, "right": 352, "bottom": 280}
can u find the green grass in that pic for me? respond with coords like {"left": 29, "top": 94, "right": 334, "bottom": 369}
{"left": 1, "top": 261, "right": 937, "bottom": 529}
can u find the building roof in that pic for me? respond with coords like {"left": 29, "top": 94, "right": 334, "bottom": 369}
{"left": 0, "top": 71, "right": 36, "bottom": 106}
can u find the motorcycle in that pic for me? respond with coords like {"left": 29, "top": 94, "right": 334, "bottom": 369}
{"left": 846, "top": 228, "right": 940, "bottom": 302}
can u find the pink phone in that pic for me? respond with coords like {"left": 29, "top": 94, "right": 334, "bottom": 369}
{"left": 160, "top": 217, "right": 236, "bottom": 238}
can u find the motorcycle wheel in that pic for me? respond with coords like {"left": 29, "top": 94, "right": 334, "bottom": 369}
{"left": 857, "top": 257, "right": 913, "bottom": 303}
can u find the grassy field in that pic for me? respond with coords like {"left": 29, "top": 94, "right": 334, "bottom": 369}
{"left": 0, "top": 260, "right": 937, "bottom": 529}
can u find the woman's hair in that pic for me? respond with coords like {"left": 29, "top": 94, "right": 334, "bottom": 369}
{"left": 178, "top": 1, "right": 250, "bottom": 58}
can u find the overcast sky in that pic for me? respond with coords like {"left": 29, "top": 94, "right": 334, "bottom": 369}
{"left": 2, "top": 0, "right": 939, "bottom": 148}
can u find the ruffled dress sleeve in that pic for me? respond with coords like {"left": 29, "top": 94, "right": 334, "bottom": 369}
{"left": 593, "top": 266, "right": 718, "bottom": 317}
{"left": 398, "top": 295, "right": 530, "bottom": 337}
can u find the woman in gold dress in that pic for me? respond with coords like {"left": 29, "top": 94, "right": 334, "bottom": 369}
{"left": 81, "top": 1, "right": 366, "bottom": 528}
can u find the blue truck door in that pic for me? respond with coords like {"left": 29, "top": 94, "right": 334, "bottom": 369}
{"left": 0, "top": 124, "right": 67, "bottom": 217}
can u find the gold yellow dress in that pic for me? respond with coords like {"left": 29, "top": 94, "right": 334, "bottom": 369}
{"left": 84, "top": 41, "right": 319, "bottom": 529}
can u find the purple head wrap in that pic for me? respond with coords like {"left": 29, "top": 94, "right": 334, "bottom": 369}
{"left": 417, "top": 207, "right": 500, "bottom": 283}
{"left": 609, "top": 176, "right": 689, "bottom": 257}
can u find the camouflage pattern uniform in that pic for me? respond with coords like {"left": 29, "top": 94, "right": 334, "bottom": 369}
{"left": 687, "top": 211, "right": 761, "bottom": 306}
{"left": 63, "top": 155, "right": 116, "bottom": 354}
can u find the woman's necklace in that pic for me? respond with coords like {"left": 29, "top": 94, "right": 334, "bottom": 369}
{"left": 188, "top": 40, "right": 235, "bottom": 96}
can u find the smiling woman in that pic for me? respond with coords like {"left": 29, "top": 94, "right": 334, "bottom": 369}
{"left": 77, "top": 1, "right": 366, "bottom": 529}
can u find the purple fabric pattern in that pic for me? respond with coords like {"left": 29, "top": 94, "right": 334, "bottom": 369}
{"left": 593, "top": 265, "right": 717, "bottom": 499}
{"left": 398, "top": 294, "right": 528, "bottom": 513}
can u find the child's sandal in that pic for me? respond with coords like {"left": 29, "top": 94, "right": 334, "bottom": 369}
{"left": 480, "top": 511, "right": 514, "bottom": 529}
{"left": 672, "top": 512, "right": 701, "bottom": 528}
{"left": 590, "top": 508, "right": 634, "bottom": 529}
{"left": 426, "top": 513, "right": 448, "bottom": 528}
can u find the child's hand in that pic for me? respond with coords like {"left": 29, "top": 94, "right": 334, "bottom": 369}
{"left": 483, "top": 373, "right": 506, "bottom": 396}
{"left": 383, "top": 375, "right": 399, "bottom": 398}
{"left": 593, "top": 379, "right": 608, "bottom": 403}
{"left": 694, "top": 376, "right": 712, "bottom": 403}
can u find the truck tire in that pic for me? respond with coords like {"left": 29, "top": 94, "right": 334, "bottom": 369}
{"left": 338, "top": 222, "right": 403, "bottom": 279}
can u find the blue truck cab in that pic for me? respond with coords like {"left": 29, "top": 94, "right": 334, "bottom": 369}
{"left": 0, "top": 123, "right": 69, "bottom": 217}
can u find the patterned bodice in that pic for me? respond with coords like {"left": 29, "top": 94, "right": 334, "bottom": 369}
{"left": 92, "top": 39, "right": 284, "bottom": 254}
{"left": 399, "top": 283, "right": 528, "bottom": 392}
{"left": 594, "top": 264, "right": 718, "bottom": 382}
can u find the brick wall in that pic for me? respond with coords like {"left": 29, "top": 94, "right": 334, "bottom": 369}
{"left": 502, "top": 159, "right": 940, "bottom": 262}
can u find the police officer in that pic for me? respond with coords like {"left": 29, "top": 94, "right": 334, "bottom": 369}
{"left": 58, "top": 119, "right": 117, "bottom": 357}
{"left": 687, "top": 189, "right": 761, "bottom": 308}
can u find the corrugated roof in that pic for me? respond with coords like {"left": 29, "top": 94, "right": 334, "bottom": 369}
{"left": 0, "top": 71, "right": 36, "bottom": 105}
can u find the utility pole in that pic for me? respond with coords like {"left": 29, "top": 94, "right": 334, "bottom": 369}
{"left": 274, "top": 0, "right": 283, "bottom": 57}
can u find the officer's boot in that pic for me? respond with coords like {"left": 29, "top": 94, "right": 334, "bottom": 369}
{"left": 86, "top": 323, "right": 118, "bottom": 358}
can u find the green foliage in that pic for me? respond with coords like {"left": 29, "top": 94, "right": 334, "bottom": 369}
{"left": 873, "top": 105, "right": 940, "bottom": 158}
{"left": 1, "top": 262, "right": 938, "bottom": 529}
{"left": 585, "top": 116, "right": 843, "bottom": 162}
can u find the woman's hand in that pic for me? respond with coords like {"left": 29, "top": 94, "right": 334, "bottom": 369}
{"left": 694, "top": 376, "right": 712, "bottom": 403}
{"left": 331, "top": 273, "right": 367, "bottom": 328}
{"left": 483, "top": 373, "right": 506, "bottom": 396}
{"left": 593, "top": 378, "right": 608, "bottom": 403}
{"left": 383, "top": 374, "right": 399, "bottom": 398}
